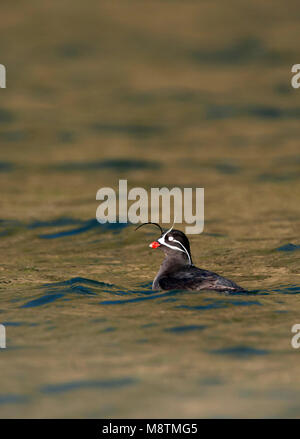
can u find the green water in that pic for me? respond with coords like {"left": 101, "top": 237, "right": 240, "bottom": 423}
{"left": 1, "top": 0, "right": 300, "bottom": 418}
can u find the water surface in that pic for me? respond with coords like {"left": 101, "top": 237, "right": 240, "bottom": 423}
{"left": 1, "top": 0, "right": 300, "bottom": 419}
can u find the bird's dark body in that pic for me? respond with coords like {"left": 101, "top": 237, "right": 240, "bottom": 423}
{"left": 153, "top": 264, "right": 244, "bottom": 292}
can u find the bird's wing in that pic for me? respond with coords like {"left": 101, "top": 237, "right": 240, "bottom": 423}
{"left": 158, "top": 266, "right": 243, "bottom": 292}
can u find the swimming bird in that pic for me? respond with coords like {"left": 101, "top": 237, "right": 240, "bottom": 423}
{"left": 136, "top": 223, "right": 245, "bottom": 292}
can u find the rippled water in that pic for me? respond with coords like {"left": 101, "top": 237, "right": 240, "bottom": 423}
{"left": 1, "top": 0, "right": 300, "bottom": 418}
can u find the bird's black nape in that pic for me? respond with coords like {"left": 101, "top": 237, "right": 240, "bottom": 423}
{"left": 135, "top": 222, "right": 163, "bottom": 234}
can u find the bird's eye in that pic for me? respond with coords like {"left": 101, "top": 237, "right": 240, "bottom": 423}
{"left": 168, "top": 236, "right": 174, "bottom": 241}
